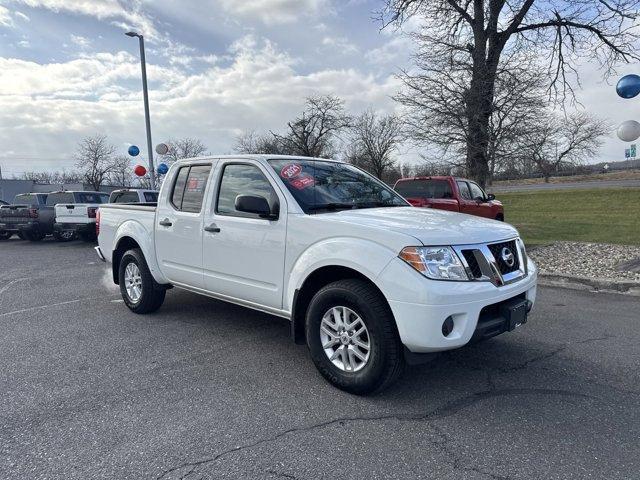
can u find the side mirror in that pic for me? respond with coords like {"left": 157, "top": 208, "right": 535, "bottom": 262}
{"left": 486, "top": 193, "right": 496, "bottom": 201}
{"left": 235, "top": 195, "right": 278, "bottom": 219}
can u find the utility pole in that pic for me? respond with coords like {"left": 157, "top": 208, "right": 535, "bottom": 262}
{"left": 125, "top": 31, "right": 156, "bottom": 189}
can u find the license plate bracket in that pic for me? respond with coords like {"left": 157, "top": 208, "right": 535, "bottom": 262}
{"left": 500, "top": 298, "right": 528, "bottom": 331}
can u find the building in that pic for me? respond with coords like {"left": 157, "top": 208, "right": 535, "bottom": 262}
{"left": 0, "top": 179, "right": 126, "bottom": 202}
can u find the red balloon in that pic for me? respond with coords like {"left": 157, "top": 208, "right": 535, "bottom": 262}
{"left": 134, "top": 165, "right": 147, "bottom": 177}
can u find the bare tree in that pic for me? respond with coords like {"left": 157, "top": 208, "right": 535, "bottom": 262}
{"left": 18, "top": 170, "right": 83, "bottom": 184}
{"left": 75, "top": 135, "right": 117, "bottom": 191}
{"left": 525, "top": 112, "right": 610, "bottom": 181}
{"left": 107, "top": 156, "right": 134, "bottom": 187}
{"left": 383, "top": 0, "right": 640, "bottom": 187}
{"left": 273, "top": 95, "right": 351, "bottom": 158}
{"left": 347, "top": 110, "right": 404, "bottom": 180}
{"left": 234, "top": 130, "right": 287, "bottom": 155}
{"left": 159, "top": 138, "right": 208, "bottom": 164}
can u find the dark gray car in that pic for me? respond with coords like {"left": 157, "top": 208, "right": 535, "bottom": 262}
{"left": 0, "top": 193, "right": 59, "bottom": 241}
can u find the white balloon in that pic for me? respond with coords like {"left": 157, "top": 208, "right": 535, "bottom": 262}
{"left": 155, "top": 143, "right": 169, "bottom": 155}
{"left": 617, "top": 120, "right": 640, "bottom": 142}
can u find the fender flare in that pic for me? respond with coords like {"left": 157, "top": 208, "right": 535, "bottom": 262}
{"left": 112, "top": 220, "right": 169, "bottom": 285}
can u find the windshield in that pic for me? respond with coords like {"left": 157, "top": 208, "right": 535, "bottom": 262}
{"left": 76, "top": 192, "right": 110, "bottom": 204}
{"left": 268, "top": 159, "right": 407, "bottom": 213}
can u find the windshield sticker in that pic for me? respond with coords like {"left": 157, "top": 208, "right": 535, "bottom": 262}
{"left": 290, "top": 174, "right": 315, "bottom": 190}
{"left": 280, "top": 163, "right": 302, "bottom": 179}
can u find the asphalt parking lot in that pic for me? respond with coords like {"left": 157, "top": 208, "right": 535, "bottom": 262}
{"left": 1, "top": 238, "right": 639, "bottom": 479}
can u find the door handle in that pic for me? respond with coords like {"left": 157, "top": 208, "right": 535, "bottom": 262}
{"left": 159, "top": 218, "right": 172, "bottom": 227}
{"left": 204, "top": 223, "right": 220, "bottom": 233}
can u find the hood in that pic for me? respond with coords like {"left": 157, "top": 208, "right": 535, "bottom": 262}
{"left": 319, "top": 207, "right": 518, "bottom": 246}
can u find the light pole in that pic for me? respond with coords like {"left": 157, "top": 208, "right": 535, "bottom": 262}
{"left": 126, "top": 31, "right": 156, "bottom": 189}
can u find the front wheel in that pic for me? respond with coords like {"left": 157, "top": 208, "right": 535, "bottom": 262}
{"left": 118, "top": 248, "right": 166, "bottom": 314}
{"left": 305, "top": 279, "right": 404, "bottom": 395}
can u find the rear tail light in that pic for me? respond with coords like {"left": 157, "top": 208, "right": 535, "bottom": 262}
{"left": 28, "top": 208, "right": 38, "bottom": 218}
{"left": 88, "top": 207, "right": 97, "bottom": 219}
{"left": 95, "top": 209, "right": 100, "bottom": 236}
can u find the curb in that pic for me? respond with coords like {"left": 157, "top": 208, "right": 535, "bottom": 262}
{"left": 539, "top": 274, "right": 640, "bottom": 296}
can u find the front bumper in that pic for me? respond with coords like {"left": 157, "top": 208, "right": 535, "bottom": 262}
{"left": 377, "top": 257, "right": 538, "bottom": 353}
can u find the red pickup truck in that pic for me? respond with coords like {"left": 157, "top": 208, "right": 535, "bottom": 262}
{"left": 393, "top": 176, "right": 504, "bottom": 221}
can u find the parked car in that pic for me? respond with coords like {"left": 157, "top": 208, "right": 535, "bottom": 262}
{"left": 0, "top": 193, "right": 55, "bottom": 241}
{"left": 393, "top": 176, "right": 504, "bottom": 221}
{"left": 52, "top": 191, "right": 110, "bottom": 242}
{"left": 109, "top": 189, "right": 158, "bottom": 204}
{"left": 96, "top": 155, "right": 536, "bottom": 394}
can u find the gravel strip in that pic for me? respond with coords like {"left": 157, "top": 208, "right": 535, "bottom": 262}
{"left": 529, "top": 242, "right": 640, "bottom": 282}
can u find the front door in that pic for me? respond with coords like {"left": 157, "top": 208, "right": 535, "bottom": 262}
{"left": 155, "top": 162, "right": 213, "bottom": 288}
{"left": 202, "top": 161, "right": 287, "bottom": 310}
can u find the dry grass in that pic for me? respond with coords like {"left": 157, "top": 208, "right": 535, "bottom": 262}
{"left": 493, "top": 169, "right": 640, "bottom": 187}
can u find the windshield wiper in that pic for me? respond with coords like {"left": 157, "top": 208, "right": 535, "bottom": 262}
{"left": 307, "top": 203, "right": 357, "bottom": 212}
{"left": 354, "top": 201, "right": 404, "bottom": 208}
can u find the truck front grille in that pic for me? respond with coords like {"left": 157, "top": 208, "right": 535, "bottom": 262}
{"left": 454, "top": 238, "right": 527, "bottom": 287}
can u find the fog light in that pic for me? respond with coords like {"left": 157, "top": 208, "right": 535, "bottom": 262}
{"left": 442, "top": 316, "right": 454, "bottom": 337}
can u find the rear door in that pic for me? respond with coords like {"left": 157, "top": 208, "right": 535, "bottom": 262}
{"left": 202, "top": 160, "right": 287, "bottom": 309}
{"left": 155, "top": 162, "right": 214, "bottom": 288}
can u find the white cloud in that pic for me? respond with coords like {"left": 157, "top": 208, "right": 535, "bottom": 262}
{"left": 0, "top": 5, "right": 14, "bottom": 26}
{"left": 218, "top": 0, "right": 330, "bottom": 25}
{"left": 321, "top": 36, "right": 359, "bottom": 55}
{"left": 8, "top": 0, "right": 158, "bottom": 38}
{"left": 14, "top": 10, "right": 29, "bottom": 21}
{"left": 69, "top": 34, "right": 91, "bottom": 49}
{"left": 0, "top": 36, "right": 399, "bottom": 174}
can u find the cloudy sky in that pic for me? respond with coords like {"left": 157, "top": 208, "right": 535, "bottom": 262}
{"left": 0, "top": 0, "right": 636, "bottom": 177}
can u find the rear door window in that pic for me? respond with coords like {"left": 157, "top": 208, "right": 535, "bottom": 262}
{"left": 171, "top": 165, "right": 211, "bottom": 213}
{"left": 46, "top": 192, "right": 75, "bottom": 205}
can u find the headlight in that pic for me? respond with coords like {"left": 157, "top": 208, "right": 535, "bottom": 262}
{"left": 399, "top": 246, "right": 469, "bottom": 281}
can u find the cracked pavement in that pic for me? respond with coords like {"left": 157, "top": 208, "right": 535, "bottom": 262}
{"left": 1, "top": 238, "right": 639, "bottom": 479}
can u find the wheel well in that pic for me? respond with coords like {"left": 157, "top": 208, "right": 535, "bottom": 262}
{"left": 112, "top": 236, "right": 141, "bottom": 284}
{"left": 291, "top": 265, "right": 390, "bottom": 345}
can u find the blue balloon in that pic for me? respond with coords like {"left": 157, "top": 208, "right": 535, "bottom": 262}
{"left": 128, "top": 145, "right": 140, "bottom": 157}
{"left": 616, "top": 74, "right": 640, "bottom": 99}
{"left": 157, "top": 163, "right": 169, "bottom": 175}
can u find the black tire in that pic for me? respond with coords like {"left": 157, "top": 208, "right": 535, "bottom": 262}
{"left": 118, "top": 248, "right": 166, "bottom": 314}
{"left": 496, "top": 214, "right": 504, "bottom": 222}
{"left": 25, "top": 230, "right": 44, "bottom": 241}
{"left": 17, "top": 232, "right": 26, "bottom": 240}
{"left": 54, "top": 230, "right": 75, "bottom": 242}
{"left": 0, "top": 231, "right": 11, "bottom": 240}
{"left": 305, "top": 279, "right": 404, "bottom": 395}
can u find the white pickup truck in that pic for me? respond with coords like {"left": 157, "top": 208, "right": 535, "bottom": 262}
{"left": 96, "top": 155, "right": 537, "bottom": 394}
{"left": 53, "top": 191, "right": 110, "bottom": 241}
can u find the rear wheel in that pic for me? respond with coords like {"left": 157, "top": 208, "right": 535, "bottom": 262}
{"left": 305, "top": 279, "right": 404, "bottom": 395}
{"left": 118, "top": 248, "right": 166, "bottom": 314}
{"left": 495, "top": 213, "right": 504, "bottom": 221}
{"left": 0, "top": 231, "right": 11, "bottom": 240}
{"left": 17, "top": 232, "right": 26, "bottom": 240}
